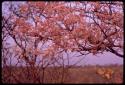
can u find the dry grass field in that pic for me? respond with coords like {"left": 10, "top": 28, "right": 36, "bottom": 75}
{"left": 2, "top": 65, "right": 123, "bottom": 84}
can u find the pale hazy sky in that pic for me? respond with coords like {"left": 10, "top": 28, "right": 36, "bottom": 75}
{"left": 7, "top": 51, "right": 123, "bottom": 66}
{"left": 77, "top": 52, "right": 123, "bottom": 66}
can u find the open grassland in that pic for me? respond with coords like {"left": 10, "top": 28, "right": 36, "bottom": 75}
{"left": 2, "top": 65, "right": 123, "bottom": 84}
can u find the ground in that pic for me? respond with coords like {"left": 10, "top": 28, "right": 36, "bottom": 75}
{"left": 2, "top": 64, "right": 123, "bottom": 84}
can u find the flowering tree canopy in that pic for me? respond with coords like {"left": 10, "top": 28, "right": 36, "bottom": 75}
{"left": 2, "top": 1, "right": 123, "bottom": 66}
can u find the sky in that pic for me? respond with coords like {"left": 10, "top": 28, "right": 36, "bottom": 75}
{"left": 77, "top": 52, "right": 123, "bottom": 66}
{"left": 2, "top": 36, "right": 123, "bottom": 67}
{"left": 4, "top": 36, "right": 123, "bottom": 66}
